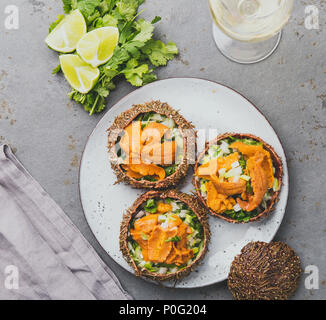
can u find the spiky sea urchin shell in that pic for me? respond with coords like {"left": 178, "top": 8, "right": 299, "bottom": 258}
{"left": 119, "top": 190, "right": 210, "bottom": 282}
{"left": 193, "top": 133, "right": 284, "bottom": 224}
{"left": 228, "top": 241, "right": 302, "bottom": 300}
{"left": 107, "top": 100, "right": 196, "bottom": 189}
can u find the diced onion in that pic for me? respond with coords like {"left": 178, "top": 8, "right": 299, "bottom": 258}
{"left": 218, "top": 168, "right": 226, "bottom": 176}
{"left": 139, "top": 261, "right": 146, "bottom": 267}
{"left": 135, "top": 246, "right": 143, "bottom": 258}
{"left": 231, "top": 161, "right": 240, "bottom": 168}
{"left": 218, "top": 168, "right": 226, "bottom": 181}
{"left": 161, "top": 220, "right": 169, "bottom": 229}
{"left": 135, "top": 210, "right": 146, "bottom": 219}
{"left": 180, "top": 210, "right": 189, "bottom": 218}
{"left": 171, "top": 201, "right": 179, "bottom": 211}
{"left": 151, "top": 113, "right": 163, "bottom": 122}
{"left": 233, "top": 203, "right": 242, "bottom": 212}
{"left": 175, "top": 135, "right": 183, "bottom": 148}
{"left": 202, "top": 155, "right": 211, "bottom": 164}
{"left": 161, "top": 118, "right": 176, "bottom": 129}
{"left": 233, "top": 175, "right": 240, "bottom": 182}
{"left": 158, "top": 215, "right": 166, "bottom": 222}
{"left": 240, "top": 175, "right": 251, "bottom": 181}
{"left": 219, "top": 141, "right": 230, "bottom": 154}
{"left": 159, "top": 267, "right": 167, "bottom": 274}
{"left": 208, "top": 147, "right": 217, "bottom": 157}
{"left": 225, "top": 166, "right": 242, "bottom": 179}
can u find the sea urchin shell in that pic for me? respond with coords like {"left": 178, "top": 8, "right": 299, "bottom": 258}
{"left": 194, "top": 133, "right": 283, "bottom": 223}
{"left": 119, "top": 189, "right": 210, "bottom": 282}
{"left": 228, "top": 241, "right": 302, "bottom": 300}
{"left": 108, "top": 100, "right": 196, "bottom": 189}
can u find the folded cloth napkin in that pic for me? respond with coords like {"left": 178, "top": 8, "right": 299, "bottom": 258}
{"left": 0, "top": 145, "right": 132, "bottom": 300}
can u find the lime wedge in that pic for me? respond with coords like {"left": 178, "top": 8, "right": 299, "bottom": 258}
{"left": 77, "top": 27, "right": 119, "bottom": 67}
{"left": 45, "top": 10, "right": 86, "bottom": 53}
{"left": 59, "top": 54, "right": 100, "bottom": 94}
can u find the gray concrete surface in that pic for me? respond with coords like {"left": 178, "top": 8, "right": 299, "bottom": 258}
{"left": 0, "top": 0, "right": 325, "bottom": 300}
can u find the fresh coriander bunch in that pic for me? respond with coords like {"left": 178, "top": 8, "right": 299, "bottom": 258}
{"left": 48, "top": 0, "right": 178, "bottom": 115}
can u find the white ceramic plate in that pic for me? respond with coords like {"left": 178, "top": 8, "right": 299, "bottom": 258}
{"left": 79, "top": 78, "right": 288, "bottom": 288}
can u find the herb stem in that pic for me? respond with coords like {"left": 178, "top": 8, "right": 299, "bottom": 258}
{"left": 89, "top": 94, "right": 100, "bottom": 116}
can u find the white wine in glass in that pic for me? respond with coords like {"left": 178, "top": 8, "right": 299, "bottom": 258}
{"left": 209, "top": 0, "right": 294, "bottom": 64}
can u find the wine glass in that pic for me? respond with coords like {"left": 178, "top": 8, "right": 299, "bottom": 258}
{"left": 209, "top": 0, "right": 294, "bottom": 64}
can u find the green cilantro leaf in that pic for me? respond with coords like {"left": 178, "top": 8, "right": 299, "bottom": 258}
{"left": 97, "top": 0, "right": 112, "bottom": 14}
{"left": 62, "top": 0, "right": 74, "bottom": 13}
{"left": 77, "top": 0, "right": 101, "bottom": 18}
{"left": 116, "top": 0, "right": 139, "bottom": 21}
{"left": 151, "top": 16, "right": 161, "bottom": 24}
{"left": 141, "top": 40, "right": 178, "bottom": 67}
{"left": 105, "top": 46, "right": 130, "bottom": 69}
{"left": 142, "top": 72, "right": 157, "bottom": 85}
{"left": 94, "top": 13, "right": 118, "bottom": 28}
{"left": 120, "top": 59, "right": 149, "bottom": 86}
{"left": 144, "top": 199, "right": 157, "bottom": 213}
{"left": 133, "top": 19, "right": 154, "bottom": 42}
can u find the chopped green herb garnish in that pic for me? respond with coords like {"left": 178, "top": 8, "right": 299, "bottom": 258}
{"left": 246, "top": 181, "right": 253, "bottom": 195}
{"left": 141, "top": 175, "right": 157, "bottom": 181}
{"left": 165, "top": 236, "right": 181, "bottom": 243}
{"left": 144, "top": 198, "right": 157, "bottom": 213}
{"left": 163, "top": 164, "right": 178, "bottom": 176}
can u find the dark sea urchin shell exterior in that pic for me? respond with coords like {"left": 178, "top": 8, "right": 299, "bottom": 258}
{"left": 228, "top": 241, "right": 302, "bottom": 300}
{"left": 193, "top": 133, "right": 284, "bottom": 224}
{"left": 107, "top": 100, "right": 196, "bottom": 189}
{"left": 119, "top": 190, "right": 210, "bottom": 282}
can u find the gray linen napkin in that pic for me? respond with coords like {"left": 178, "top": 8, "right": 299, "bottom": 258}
{"left": 0, "top": 144, "right": 132, "bottom": 300}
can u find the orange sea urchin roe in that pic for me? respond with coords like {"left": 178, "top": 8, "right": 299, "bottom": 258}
{"left": 157, "top": 202, "right": 173, "bottom": 214}
{"left": 141, "top": 122, "right": 171, "bottom": 145}
{"left": 147, "top": 225, "right": 178, "bottom": 263}
{"left": 199, "top": 140, "right": 276, "bottom": 214}
{"left": 196, "top": 152, "right": 239, "bottom": 178}
{"left": 206, "top": 181, "right": 236, "bottom": 213}
{"left": 141, "top": 141, "right": 176, "bottom": 165}
{"left": 120, "top": 121, "right": 142, "bottom": 157}
{"left": 229, "top": 142, "right": 274, "bottom": 189}
{"left": 236, "top": 151, "right": 270, "bottom": 211}
{"left": 229, "top": 141, "right": 275, "bottom": 211}
{"left": 119, "top": 118, "right": 178, "bottom": 180}
{"left": 122, "top": 163, "right": 166, "bottom": 181}
{"left": 209, "top": 175, "right": 246, "bottom": 196}
{"left": 196, "top": 152, "right": 244, "bottom": 213}
{"left": 130, "top": 212, "right": 195, "bottom": 266}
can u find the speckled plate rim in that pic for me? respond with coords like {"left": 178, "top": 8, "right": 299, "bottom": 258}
{"left": 78, "top": 77, "right": 289, "bottom": 289}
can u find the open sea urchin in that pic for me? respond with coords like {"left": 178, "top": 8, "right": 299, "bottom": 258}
{"left": 108, "top": 100, "right": 196, "bottom": 189}
{"left": 194, "top": 133, "right": 283, "bottom": 223}
{"left": 120, "top": 189, "right": 210, "bottom": 282}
